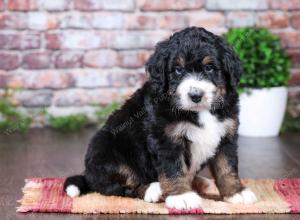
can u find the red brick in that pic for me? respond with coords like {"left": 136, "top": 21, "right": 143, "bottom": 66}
{"left": 288, "top": 49, "right": 300, "bottom": 68}
{"left": 290, "top": 12, "right": 300, "bottom": 30}
{"left": 83, "top": 50, "right": 118, "bottom": 68}
{"left": 0, "top": 71, "right": 8, "bottom": 88}
{"left": 72, "top": 70, "right": 145, "bottom": 88}
{"left": 59, "top": 12, "right": 90, "bottom": 29}
{"left": 289, "top": 71, "right": 300, "bottom": 86}
{"left": 46, "top": 31, "right": 105, "bottom": 49}
{"left": 72, "top": 70, "right": 110, "bottom": 88}
{"left": 8, "top": 0, "right": 38, "bottom": 11}
{"left": 118, "top": 50, "right": 151, "bottom": 68}
{"left": 110, "top": 31, "right": 170, "bottom": 49}
{"left": 89, "top": 13, "right": 124, "bottom": 29}
{"left": 37, "top": 0, "right": 70, "bottom": 11}
{"left": 109, "top": 72, "right": 146, "bottom": 87}
{"left": 27, "top": 12, "right": 58, "bottom": 30}
{"left": 207, "top": 0, "right": 267, "bottom": 10}
{"left": 91, "top": 88, "right": 136, "bottom": 105}
{"left": 188, "top": 12, "right": 225, "bottom": 29}
{"left": 0, "top": 53, "right": 20, "bottom": 70}
{"left": 276, "top": 31, "right": 300, "bottom": 48}
{"left": 74, "top": 0, "right": 135, "bottom": 11}
{"left": 0, "top": 34, "right": 20, "bottom": 49}
{"left": 270, "top": 0, "right": 300, "bottom": 10}
{"left": 53, "top": 88, "right": 136, "bottom": 106}
{"left": 23, "top": 52, "right": 51, "bottom": 69}
{"left": 0, "top": 13, "right": 28, "bottom": 29}
{"left": 139, "top": 0, "right": 203, "bottom": 11}
{"left": 12, "top": 90, "right": 53, "bottom": 107}
{"left": 8, "top": 71, "right": 75, "bottom": 89}
{"left": 0, "top": 33, "right": 40, "bottom": 49}
{"left": 158, "top": 14, "right": 188, "bottom": 30}
{"left": 226, "top": 12, "right": 255, "bottom": 27}
{"left": 55, "top": 52, "right": 83, "bottom": 68}
{"left": 53, "top": 89, "right": 89, "bottom": 106}
{"left": 125, "top": 15, "right": 156, "bottom": 30}
{"left": 45, "top": 33, "right": 61, "bottom": 49}
{"left": 257, "top": 12, "right": 288, "bottom": 28}
{"left": 0, "top": 0, "right": 5, "bottom": 10}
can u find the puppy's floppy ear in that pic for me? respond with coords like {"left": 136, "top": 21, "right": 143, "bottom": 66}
{"left": 218, "top": 38, "right": 243, "bottom": 89}
{"left": 146, "top": 41, "right": 169, "bottom": 94}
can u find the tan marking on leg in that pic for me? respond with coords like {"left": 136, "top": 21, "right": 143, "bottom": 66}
{"left": 118, "top": 165, "right": 139, "bottom": 187}
{"left": 159, "top": 175, "right": 191, "bottom": 199}
{"left": 210, "top": 154, "right": 244, "bottom": 198}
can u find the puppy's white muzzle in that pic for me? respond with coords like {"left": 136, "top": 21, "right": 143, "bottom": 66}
{"left": 176, "top": 76, "right": 216, "bottom": 111}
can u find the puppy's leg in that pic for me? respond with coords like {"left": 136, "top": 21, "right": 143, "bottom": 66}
{"left": 209, "top": 141, "right": 257, "bottom": 204}
{"left": 147, "top": 140, "right": 201, "bottom": 209}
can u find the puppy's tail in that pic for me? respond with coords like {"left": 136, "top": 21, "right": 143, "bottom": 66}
{"left": 63, "top": 175, "right": 89, "bottom": 197}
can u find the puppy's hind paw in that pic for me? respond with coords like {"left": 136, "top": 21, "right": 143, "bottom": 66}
{"left": 224, "top": 188, "right": 257, "bottom": 204}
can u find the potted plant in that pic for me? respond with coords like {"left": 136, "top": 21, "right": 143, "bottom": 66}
{"left": 224, "top": 27, "right": 291, "bottom": 137}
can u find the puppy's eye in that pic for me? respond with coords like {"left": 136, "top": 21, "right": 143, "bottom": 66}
{"left": 204, "top": 65, "right": 214, "bottom": 73}
{"left": 175, "top": 67, "right": 183, "bottom": 76}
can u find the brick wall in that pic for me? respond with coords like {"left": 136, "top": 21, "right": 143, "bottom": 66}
{"left": 0, "top": 0, "right": 300, "bottom": 125}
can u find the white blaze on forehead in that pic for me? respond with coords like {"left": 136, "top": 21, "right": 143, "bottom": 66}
{"left": 176, "top": 76, "right": 216, "bottom": 110}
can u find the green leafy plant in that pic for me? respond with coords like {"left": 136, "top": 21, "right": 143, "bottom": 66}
{"left": 224, "top": 27, "right": 291, "bottom": 89}
{"left": 48, "top": 114, "right": 88, "bottom": 132}
{"left": 96, "top": 102, "right": 122, "bottom": 127}
{"left": 0, "top": 98, "right": 32, "bottom": 134}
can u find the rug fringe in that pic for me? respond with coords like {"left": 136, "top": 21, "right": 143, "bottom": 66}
{"left": 17, "top": 180, "right": 42, "bottom": 212}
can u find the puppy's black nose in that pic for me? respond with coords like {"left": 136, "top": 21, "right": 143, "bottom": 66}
{"left": 188, "top": 91, "right": 204, "bottom": 103}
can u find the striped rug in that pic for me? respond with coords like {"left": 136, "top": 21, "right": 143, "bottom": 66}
{"left": 17, "top": 178, "right": 300, "bottom": 214}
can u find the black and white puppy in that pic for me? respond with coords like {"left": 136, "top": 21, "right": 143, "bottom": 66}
{"left": 64, "top": 27, "right": 257, "bottom": 210}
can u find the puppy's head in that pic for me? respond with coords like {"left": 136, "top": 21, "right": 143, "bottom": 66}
{"left": 146, "top": 27, "right": 242, "bottom": 112}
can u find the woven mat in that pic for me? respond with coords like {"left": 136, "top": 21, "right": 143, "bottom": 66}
{"left": 17, "top": 178, "right": 300, "bottom": 214}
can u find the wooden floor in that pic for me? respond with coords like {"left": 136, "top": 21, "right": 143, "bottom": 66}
{"left": 1, "top": 127, "right": 299, "bottom": 220}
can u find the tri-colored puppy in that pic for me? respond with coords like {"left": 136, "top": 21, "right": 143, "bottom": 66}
{"left": 64, "top": 27, "right": 257, "bottom": 210}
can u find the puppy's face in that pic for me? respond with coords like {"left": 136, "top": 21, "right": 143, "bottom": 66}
{"left": 146, "top": 27, "right": 242, "bottom": 112}
{"left": 169, "top": 52, "right": 224, "bottom": 112}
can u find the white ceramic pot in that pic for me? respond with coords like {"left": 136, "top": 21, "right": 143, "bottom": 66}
{"left": 238, "top": 86, "right": 288, "bottom": 137}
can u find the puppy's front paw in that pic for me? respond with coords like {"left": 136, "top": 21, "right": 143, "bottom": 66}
{"left": 144, "top": 182, "right": 162, "bottom": 203}
{"left": 165, "top": 191, "right": 202, "bottom": 210}
{"left": 224, "top": 188, "right": 257, "bottom": 204}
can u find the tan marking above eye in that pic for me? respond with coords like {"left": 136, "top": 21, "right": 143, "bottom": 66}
{"left": 202, "top": 56, "right": 212, "bottom": 65}
{"left": 176, "top": 56, "right": 185, "bottom": 67}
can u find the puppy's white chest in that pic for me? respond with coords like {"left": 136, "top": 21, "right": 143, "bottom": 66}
{"left": 167, "top": 110, "right": 234, "bottom": 173}
{"left": 188, "top": 111, "right": 231, "bottom": 171}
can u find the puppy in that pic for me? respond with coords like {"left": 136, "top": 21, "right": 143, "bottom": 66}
{"left": 64, "top": 27, "right": 257, "bottom": 210}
